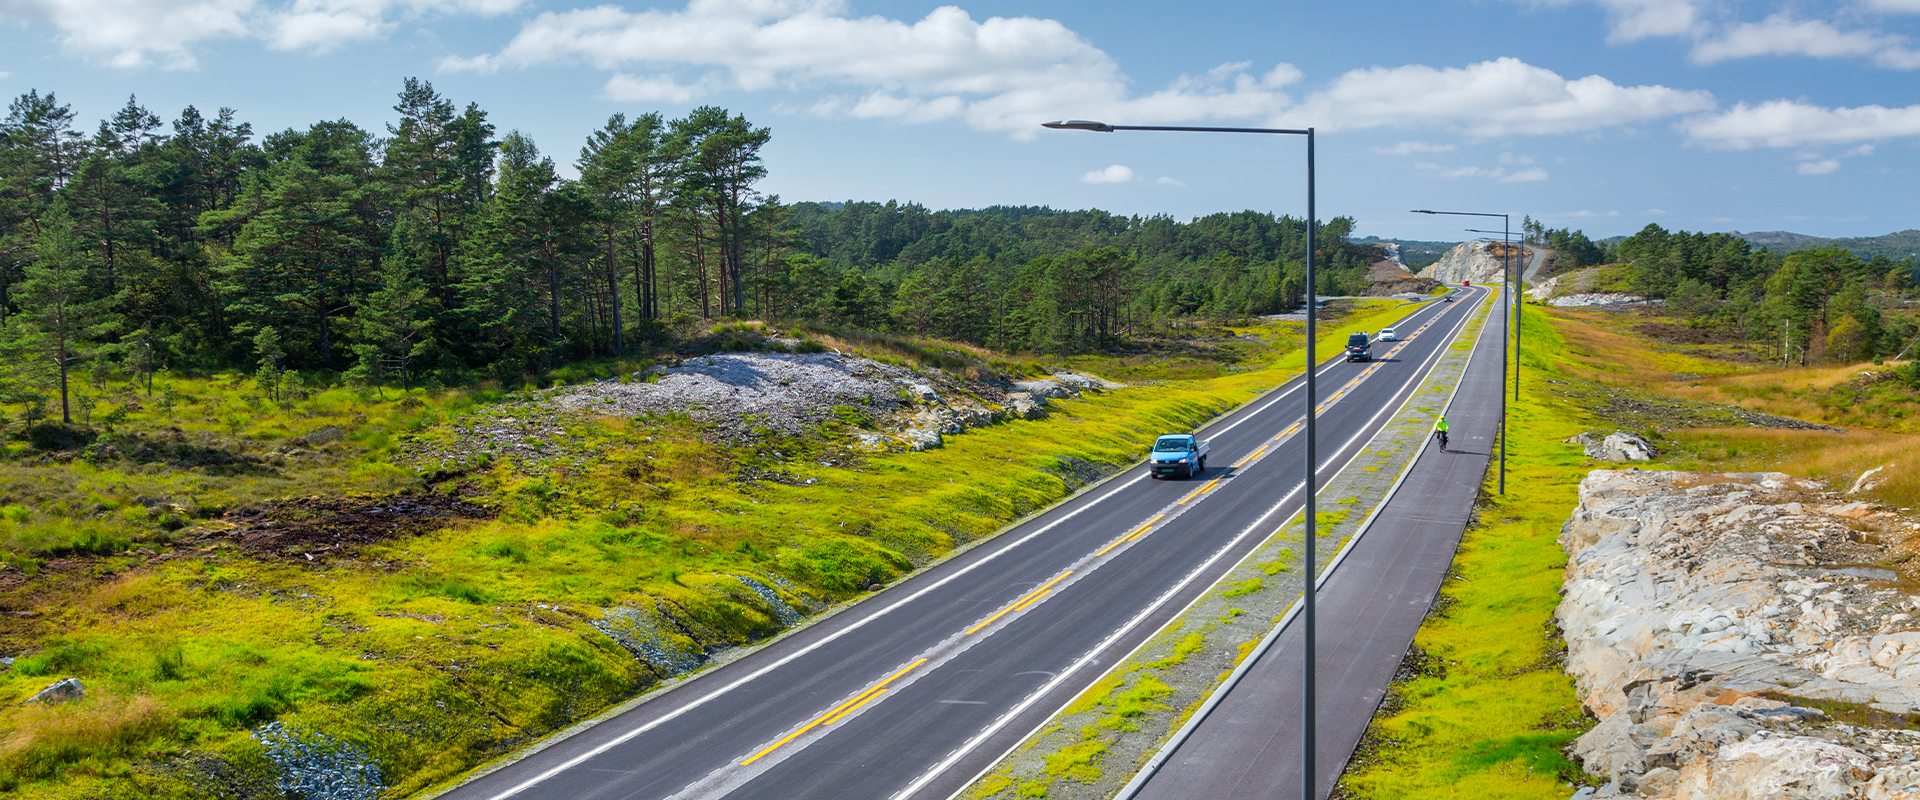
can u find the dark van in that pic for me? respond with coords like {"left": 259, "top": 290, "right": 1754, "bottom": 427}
{"left": 1345, "top": 332, "right": 1371, "bottom": 362}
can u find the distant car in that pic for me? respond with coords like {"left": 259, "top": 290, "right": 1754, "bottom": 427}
{"left": 1463, "top": 280, "right": 1471, "bottom": 287}
{"left": 1345, "top": 332, "right": 1371, "bottom": 362}
{"left": 1378, "top": 327, "right": 1398, "bottom": 342}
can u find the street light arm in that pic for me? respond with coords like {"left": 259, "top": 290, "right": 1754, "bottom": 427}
{"left": 1042, "top": 120, "right": 1310, "bottom": 136}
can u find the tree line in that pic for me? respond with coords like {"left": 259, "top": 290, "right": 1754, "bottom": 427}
{"left": 0, "top": 78, "right": 1387, "bottom": 424}
{"left": 1609, "top": 223, "right": 1919, "bottom": 364}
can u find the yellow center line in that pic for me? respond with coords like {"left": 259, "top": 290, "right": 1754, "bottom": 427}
{"left": 740, "top": 658, "right": 929, "bottom": 765}
{"left": 964, "top": 571, "right": 1075, "bottom": 634}
{"left": 1094, "top": 513, "right": 1164, "bottom": 556}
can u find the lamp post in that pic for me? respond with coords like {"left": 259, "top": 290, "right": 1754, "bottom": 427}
{"left": 1044, "top": 119, "right": 1321, "bottom": 800}
{"left": 1467, "top": 227, "right": 1524, "bottom": 402}
{"left": 1412, "top": 209, "right": 1509, "bottom": 495}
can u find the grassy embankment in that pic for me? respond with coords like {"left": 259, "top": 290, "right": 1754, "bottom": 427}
{"left": 1340, "top": 300, "right": 1920, "bottom": 798}
{"left": 0, "top": 300, "right": 1423, "bottom": 799}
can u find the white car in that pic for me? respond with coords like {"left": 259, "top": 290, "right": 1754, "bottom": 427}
{"left": 1378, "top": 327, "right": 1399, "bottom": 342}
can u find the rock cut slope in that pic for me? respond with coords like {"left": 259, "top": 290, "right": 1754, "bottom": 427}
{"left": 1558, "top": 469, "right": 1920, "bottom": 799}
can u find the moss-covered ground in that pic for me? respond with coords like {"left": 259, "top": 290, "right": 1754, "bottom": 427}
{"left": 0, "top": 301, "right": 1426, "bottom": 799}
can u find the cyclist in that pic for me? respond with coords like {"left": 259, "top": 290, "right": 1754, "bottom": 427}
{"left": 1435, "top": 416, "right": 1450, "bottom": 450}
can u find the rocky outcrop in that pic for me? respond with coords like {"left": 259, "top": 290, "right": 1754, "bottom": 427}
{"left": 1564, "top": 431, "right": 1656, "bottom": 462}
{"left": 1416, "top": 241, "right": 1530, "bottom": 286}
{"left": 25, "top": 677, "right": 83, "bottom": 705}
{"left": 1558, "top": 470, "right": 1920, "bottom": 799}
{"left": 1549, "top": 293, "right": 1651, "bottom": 308}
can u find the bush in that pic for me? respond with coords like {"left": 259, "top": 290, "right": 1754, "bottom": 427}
{"left": 21, "top": 422, "right": 96, "bottom": 451}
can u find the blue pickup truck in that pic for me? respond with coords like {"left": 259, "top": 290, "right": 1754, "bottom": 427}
{"left": 1149, "top": 434, "right": 1210, "bottom": 479}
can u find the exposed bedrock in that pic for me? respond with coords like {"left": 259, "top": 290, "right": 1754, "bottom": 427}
{"left": 1559, "top": 469, "right": 1920, "bottom": 799}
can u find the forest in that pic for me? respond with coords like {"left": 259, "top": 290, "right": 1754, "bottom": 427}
{"left": 0, "top": 79, "right": 1388, "bottom": 425}
{"left": 1605, "top": 223, "right": 1919, "bottom": 363}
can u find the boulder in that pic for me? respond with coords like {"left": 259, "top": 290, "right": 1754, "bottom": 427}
{"left": 1004, "top": 392, "right": 1049, "bottom": 420}
{"left": 26, "top": 677, "right": 84, "bottom": 705}
{"left": 1848, "top": 464, "right": 1893, "bottom": 496}
{"left": 1565, "top": 431, "right": 1657, "bottom": 462}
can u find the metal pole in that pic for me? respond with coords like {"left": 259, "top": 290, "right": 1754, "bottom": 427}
{"left": 1302, "top": 127, "right": 1317, "bottom": 800}
{"left": 1045, "top": 120, "right": 1323, "bottom": 796}
{"left": 1513, "top": 220, "right": 1522, "bottom": 401}
{"left": 1499, "top": 217, "right": 1507, "bottom": 496}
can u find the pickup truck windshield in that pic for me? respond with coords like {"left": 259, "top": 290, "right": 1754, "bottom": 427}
{"left": 1153, "top": 437, "right": 1191, "bottom": 452}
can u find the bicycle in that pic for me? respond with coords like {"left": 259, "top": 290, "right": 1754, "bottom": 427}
{"left": 1434, "top": 429, "right": 1449, "bottom": 450}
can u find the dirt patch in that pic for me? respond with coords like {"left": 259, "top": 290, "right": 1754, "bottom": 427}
{"left": 0, "top": 558, "right": 115, "bottom": 653}
{"left": 216, "top": 494, "right": 492, "bottom": 557}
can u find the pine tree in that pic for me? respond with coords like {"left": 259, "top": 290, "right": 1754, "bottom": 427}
{"left": 5, "top": 214, "right": 120, "bottom": 423}
{"left": 349, "top": 258, "right": 432, "bottom": 392}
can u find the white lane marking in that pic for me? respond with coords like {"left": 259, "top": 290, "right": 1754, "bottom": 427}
{"left": 475, "top": 298, "right": 1457, "bottom": 800}
{"left": 912, "top": 288, "right": 1491, "bottom": 800}
{"left": 476, "top": 473, "right": 1148, "bottom": 800}
{"left": 663, "top": 302, "right": 1476, "bottom": 796}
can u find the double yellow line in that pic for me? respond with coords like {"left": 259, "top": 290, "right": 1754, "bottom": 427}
{"left": 965, "top": 571, "right": 1074, "bottom": 634}
{"left": 740, "top": 658, "right": 929, "bottom": 765}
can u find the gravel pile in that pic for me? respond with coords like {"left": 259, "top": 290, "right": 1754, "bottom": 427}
{"left": 254, "top": 721, "right": 383, "bottom": 800}
{"left": 551, "top": 352, "right": 914, "bottom": 443}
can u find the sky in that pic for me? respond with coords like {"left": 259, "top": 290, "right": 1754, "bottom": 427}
{"left": 1, "top": 0, "right": 1917, "bottom": 242}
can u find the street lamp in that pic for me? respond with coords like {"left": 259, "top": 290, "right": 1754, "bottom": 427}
{"left": 1046, "top": 119, "right": 1322, "bottom": 800}
{"left": 1465, "top": 228, "right": 1524, "bottom": 403}
{"left": 1411, "top": 209, "right": 1510, "bottom": 495}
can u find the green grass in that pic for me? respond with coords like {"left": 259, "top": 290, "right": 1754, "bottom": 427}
{"left": 1338, "top": 302, "right": 1602, "bottom": 799}
{"left": 0, "top": 301, "right": 1428, "bottom": 799}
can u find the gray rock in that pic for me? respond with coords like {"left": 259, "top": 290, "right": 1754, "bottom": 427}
{"left": 294, "top": 426, "right": 346, "bottom": 446}
{"left": 1564, "top": 431, "right": 1656, "bottom": 462}
{"left": 1558, "top": 469, "right": 1920, "bottom": 798}
{"left": 25, "top": 677, "right": 84, "bottom": 705}
{"left": 1847, "top": 463, "right": 1892, "bottom": 496}
{"left": 1004, "top": 392, "right": 1048, "bottom": 420}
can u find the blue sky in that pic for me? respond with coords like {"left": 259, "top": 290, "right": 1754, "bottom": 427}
{"left": 2, "top": 0, "right": 1917, "bottom": 241}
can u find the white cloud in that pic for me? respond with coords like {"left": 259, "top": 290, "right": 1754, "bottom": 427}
{"left": 1867, "top": 0, "right": 1920, "bottom": 12}
{"left": 1156, "top": 176, "right": 1184, "bottom": 186}
{"left": 1081, "top": 164, "right": 1135, "bottom": 184}
{"left": 1645, "top": 208, "right": 1668, "bottom": 215}
{"left": 605, "top": 73, "right": 705, "bottom": 103}
{"left": 0, "top": 0, "right": 255, "bottom": 68}
{"left": 1796, "top": 159, "right": 1841, "bottom": 174}
{"left": 1498, "top": 152, "right": 1535, "bottom": 165}
{"left": 1299, "top": 57, "right": 1713, "bottom": 137}
{"left": 1518, "top": 0, "right": 1704, "bottom": 43}
{"left": 0, "top": 0, "right": 521, "bottom": 67}
{"left": 443, "top": 0, "right": 1297, "bottom": 137}
{"left": 1682, "top": 100, "right": 1920, "bottom": 148}
{"left": 448, "top": 5, "right": 1706, "bottom": 139}
{"left": 1373, "top": 140, "right": 1456, "bottom": 155}
{"left": 1415, "top": 162, "right": 1549, "bottom": 182}
{"left": 1691, "top": 14, "right": 1920, "bottom": 70}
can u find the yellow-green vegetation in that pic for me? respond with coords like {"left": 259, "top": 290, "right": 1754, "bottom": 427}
{"left": 1340, "top": 303, "right": 1604, "bottom": 798}
{"left": 0, "top": 301, "right": 1423, "bottom": 799}
{"left": 1344, "top": 297, "right": 1920, "bottom": 798}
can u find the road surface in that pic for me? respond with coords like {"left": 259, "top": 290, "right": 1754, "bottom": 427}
{"left": 436, "top": 287, "right": 1494, "bottom": 800}
{"left": 1129, "top": 283, "right": 1505, "bottom": 800}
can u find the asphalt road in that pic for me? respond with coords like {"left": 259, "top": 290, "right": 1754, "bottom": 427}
{"left": 436, "top": 287, "right": 1493, "bottom": 800}
{"left": 1130, "top": 287, "right": 1507, "bottom": 800}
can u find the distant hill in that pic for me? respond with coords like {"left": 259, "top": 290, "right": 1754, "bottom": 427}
{"left": 1353, "top": 236, "right": 1459, "bottom": 269}
{"left": 1732, "top": 229, "right": 1920, "bottom": 261}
